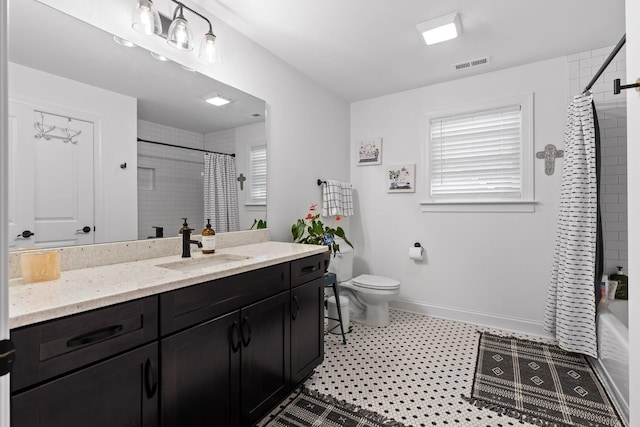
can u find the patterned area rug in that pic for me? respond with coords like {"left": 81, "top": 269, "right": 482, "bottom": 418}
{"left": 263, "top": 387, "right": 407, "bottom": 427}
{"left": 464, "top": 333, "right": 623, "bottom": 427}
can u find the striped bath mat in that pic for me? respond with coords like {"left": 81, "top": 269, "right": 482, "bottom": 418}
{"left": 464, "top": 333, "right": 623, "bottom": 426}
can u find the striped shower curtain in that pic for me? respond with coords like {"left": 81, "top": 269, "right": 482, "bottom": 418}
{"left": 204, "top": 153, "right": 239, "bottom": 233}
{"left": 544, "top": 92, "right": 602, "bottom": 358}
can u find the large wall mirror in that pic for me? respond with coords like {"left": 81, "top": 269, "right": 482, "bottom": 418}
{"left": 7, "top": 0, "right": 267, "bottom": 251}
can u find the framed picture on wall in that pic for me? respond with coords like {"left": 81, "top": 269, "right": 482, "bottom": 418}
{"left": 386, "top": 163, "right": 415, "bottom": 193}
{"left": 357, "top": 137, "right": 382, "bottom": 166}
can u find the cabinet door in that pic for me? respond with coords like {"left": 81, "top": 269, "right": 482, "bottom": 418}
{"left": 290, "top": 277, "right": 324, "bottom": 384}
{"left": 161, "top": 311, "right": 240, "bottom": 427}
{"left": 11, "top": 343, "right": 158, "bottom": 427}
{"left": 240, "top": 291, "right": 291, "bottom": 426}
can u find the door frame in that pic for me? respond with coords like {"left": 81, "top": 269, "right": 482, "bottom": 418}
{"left": 1, "top": 0, "right": 11, "bottom": 425}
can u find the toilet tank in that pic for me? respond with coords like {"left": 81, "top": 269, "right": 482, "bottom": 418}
{"left": 328, "top": 243, "right": 353, "bottom": 283}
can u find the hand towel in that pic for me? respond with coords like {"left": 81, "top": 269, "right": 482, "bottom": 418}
{"left": 322, "top": 180, "right": 354, "bottom": 217}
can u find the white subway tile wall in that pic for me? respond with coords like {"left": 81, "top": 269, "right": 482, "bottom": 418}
{"left": 568, "top": 45, "right": 628, "bottom": 275}
{"left": 137, "top": 120, "right": 206, "bottom": 239}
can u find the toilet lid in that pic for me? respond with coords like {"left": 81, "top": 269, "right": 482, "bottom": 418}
{"left": 352, "top": 274, "right": 400, "bottom": 290}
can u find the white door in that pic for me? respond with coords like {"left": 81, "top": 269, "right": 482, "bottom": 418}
{"left": 8, "top": 103, "right": 94, "bottom": 249}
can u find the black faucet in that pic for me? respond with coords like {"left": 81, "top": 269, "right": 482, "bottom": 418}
{"left": 181, "top": 227, "right": 203, "bottom": 258}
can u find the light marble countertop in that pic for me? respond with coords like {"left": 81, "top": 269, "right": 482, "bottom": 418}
{"left": 9, "top": 241, "right": 327, "bottom": 329}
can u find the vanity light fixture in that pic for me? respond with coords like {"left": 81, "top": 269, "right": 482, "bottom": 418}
{"left": 167, "top": 3, "right": 193, "bottom": 50}
{"left": 166, "top": 1, "right": 219, "bottom": 62}
{"left": 416, "top": 12, "right": 462, "bottom": 45}
{"left": 131, "top": 0, "right": 162, "bottom": 36}
{"left": 203, "top": 94, "right": 232, "bottom": 106}
{"left": 131, "top": 0, "right": 219, "bottom": 63}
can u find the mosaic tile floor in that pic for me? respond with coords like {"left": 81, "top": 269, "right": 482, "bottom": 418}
{"left": 304, "top": 310, "right": 541, "bottom": 427}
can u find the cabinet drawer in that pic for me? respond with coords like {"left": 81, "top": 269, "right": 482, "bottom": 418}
{"left": 11, "top": 296, "right": 158, "bottom": 392}
{"left": 290, "top": 253, "right": 326, "bottom": 287}
{"left": 160, "top": 263, "right": 289, "bottom": 336}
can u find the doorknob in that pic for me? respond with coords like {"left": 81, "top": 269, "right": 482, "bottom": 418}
{"left": 17, "top": 230, "right": 34, "bottom": 239}
{"left": 76, "top": 226, "right": 92, "bottom": 234}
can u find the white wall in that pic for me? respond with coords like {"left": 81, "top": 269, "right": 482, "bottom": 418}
{"left": 625, "top": 0, "right": 639, "bottom": 422}
{"left": 8, "top": 63, "right": 137, "bottom": 243}
{"left": 37, "top": 0, "right": 351, "bottom": 243}
{"left": 351, "top": 57, "right": 569, "bottom": 335}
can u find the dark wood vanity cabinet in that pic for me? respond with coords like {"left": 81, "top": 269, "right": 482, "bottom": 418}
{"left": 10, "top": 254, "right": 325, "bottom": 427}
{"left": 11, "top": 343, "right": 159, "bottom": 427}
{"left": 290, "top": 255, "right": 325, "bottom": 384}
{"left": 10, "top": 297, "right": 159, "bottom": 427}
{"left": 161, "top": 290, "right": 291, "bottom": 427}
{"left": 160, "top": 262, "right": 293, "bottom": 426}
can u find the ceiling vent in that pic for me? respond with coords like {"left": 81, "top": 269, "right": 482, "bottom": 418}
{"left": 452, "top": 56, "right": 490, "bottom": 71}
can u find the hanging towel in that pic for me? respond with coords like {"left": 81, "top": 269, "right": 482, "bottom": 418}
{"left": 322, "top": 180, "right": 354, "bottom": 217}
{"left": 543, "top": 92, "right": 601, "bottom": 358}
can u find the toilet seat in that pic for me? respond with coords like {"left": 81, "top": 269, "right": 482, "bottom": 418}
{"left": 351, "top": 274, "right": 400, "bottom": 290}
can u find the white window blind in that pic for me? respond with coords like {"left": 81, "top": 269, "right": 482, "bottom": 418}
{"left": 430, "top": 105, "right": 522, "bottom": 200}
{"left": 249, "top": 145, "right": 267, "bottom": 204}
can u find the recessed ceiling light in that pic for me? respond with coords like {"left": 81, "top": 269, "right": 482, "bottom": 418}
{"left": 203, "top": 94, "right": 232, "bottom": 106}
{"left": 416, "top": 13, "right": 462, "bottom": 46}
{"left": 113, "top": 35, "right": 137, "bottom": 47}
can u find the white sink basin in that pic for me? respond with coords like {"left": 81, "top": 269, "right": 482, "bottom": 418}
{"left": 157, "top": 254, "right": 252, "bottom": 272}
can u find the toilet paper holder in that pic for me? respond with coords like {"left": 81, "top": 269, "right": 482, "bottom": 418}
{"left": 409, "top": 242, "right": 424, "bottom": 261}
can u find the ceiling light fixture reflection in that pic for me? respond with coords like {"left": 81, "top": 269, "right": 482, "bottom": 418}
{"left": 416, "top": 13, "right": 462, "bottom": 45}
{"left": 150, "top": 51, "right": 171, "bottom": 62}
{"left": 131, "top": 0, "right": 162, "bottom": 36}
{"left": 113, "top": 35, "right": 137, "bottom": 47}
{"left": 203, "top": 94, "right": 232, "bottom": 106}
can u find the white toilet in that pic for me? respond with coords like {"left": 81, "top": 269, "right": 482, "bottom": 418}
{"left": 328, "top": 244, "right": 400, "bottom": 327}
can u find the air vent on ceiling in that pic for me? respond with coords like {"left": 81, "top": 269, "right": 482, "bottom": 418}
{"left": 452, "top": 56, "right": 490, "bottom": 71}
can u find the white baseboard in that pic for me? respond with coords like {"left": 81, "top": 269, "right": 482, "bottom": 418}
{"left": 389, "top": 299, "right": 552, "bottom": 339}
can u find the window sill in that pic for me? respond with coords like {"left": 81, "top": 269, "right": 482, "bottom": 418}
{"left": 244, "top": 203, "right": 266, "bottom": 211}
{"left": 420, "top": 200, "right": 537, "bottom": 213}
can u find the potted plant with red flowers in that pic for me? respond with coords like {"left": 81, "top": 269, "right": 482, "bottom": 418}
{"left": 291, "top": 204, "right": 353, "bottom": 268}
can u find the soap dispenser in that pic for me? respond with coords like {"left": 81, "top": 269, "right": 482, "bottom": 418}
{"left": 202, "top": 219, "right": 216, "bottom": 254}
{"left": 610, "top": 266, "right": 628, "bottom": 300}
{"left": 178, "top": 218, "right": 189, "bottom": 236}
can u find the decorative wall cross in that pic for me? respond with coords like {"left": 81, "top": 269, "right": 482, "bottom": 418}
{"left": 536, "top": 144, "right": 564, "bottom": 176}
{"left": 237, "top": 173, "right": 246, "bottom": 190}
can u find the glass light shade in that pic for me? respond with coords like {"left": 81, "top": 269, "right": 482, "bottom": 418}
{"left": 167, "top": 14, "right": 193, "bottom": 51}
{"left": 131, "top": 0, "right": 162, "bottom": 35}
{"left": 199, "top": 31, "right": 218, "bottom": 63}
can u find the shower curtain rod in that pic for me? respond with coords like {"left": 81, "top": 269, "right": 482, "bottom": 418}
{"left": 137, "top": 137, "right": 235, "bottom": 157}
{"left": 583, "top": 34, "right": 626, "bottom": 93}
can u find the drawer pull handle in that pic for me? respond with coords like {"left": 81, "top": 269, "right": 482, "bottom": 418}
{"left": 241, "top": 316, "right": 252, "bottom": 347}
{"left": 231, "top": 321, "right": 241, "bottom": 353}
{"left": 292, "top": 296, "right": 300, "bottom": 321}
{"left": 301, "top": 264, "right": 319, "bottom": 273}
{"left": 144, "top": 358, "right": 157, "bottom": 398}
{"left": 66, "top": 324, "right": 123, "bottom": 347}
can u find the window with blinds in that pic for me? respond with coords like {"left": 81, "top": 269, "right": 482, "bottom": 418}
{"left": 248, "top": 145, "right": 267, "bottom": 205}
{"left": 430, "top": 105, "right": 523, "bottom": 200}
{"left": 423, "top": 94, "right": 534, "bottom": 212}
